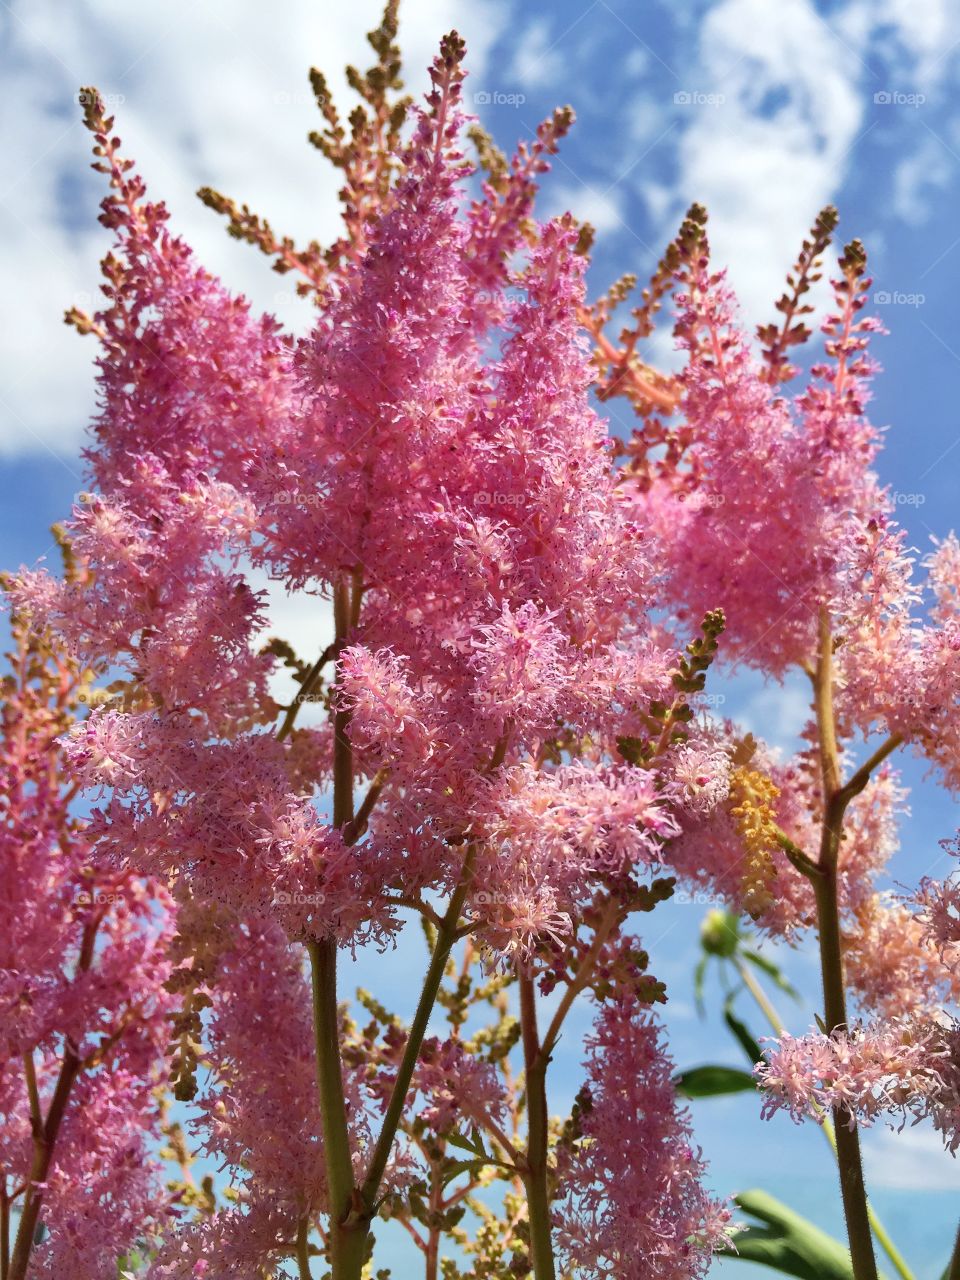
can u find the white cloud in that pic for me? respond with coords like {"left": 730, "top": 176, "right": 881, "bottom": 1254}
{"left": 249, "top": 566, "right": 334, "bottom": 723}
{"left": 838, "top": 0, "right": 960, "bottom": 91}
{"left": 544, "top": 182, "right": 625, "bottom": 234}
{"left": 658, "top": 0, "right": 960, "bottom": 325}
{"left": 0, "top": 0, "right": 504, "bottom": 457}
{"left": 505, "top": 17, "right": 568, "bottom": 92}
{"left": 738, "top": 678, "right": 813, "bottom": 756}
{"left": 864, "top": 1123, "right": 960, "bottom": 1191}
{"left": 671, "top": 0, "right": 864, "bottom": 323}
{"left": 893, "top": 135, "right": 953, "bottom": 224}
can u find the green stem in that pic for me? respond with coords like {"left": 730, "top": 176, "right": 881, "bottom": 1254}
{"left": 8, "top": 1050, "right": 81, "bottom": 1280}
{"left": 812, "top": 827, "right": 879, "bottom": 1280}
{"left": 734, "top": 958, "right": 783, "bottom": 1034}
{"left": 360, "top": 852, "right": 476, "bottom": 1207}
{"left": 307, "top": 579, "right": 368, "bottom": 1280}
{"left": 948, "top": 1221, "right": 960, "bottom": 1280}
{"left": 519, "top": 974, "right": 557, "bottom": 1280}
{"left": 310, "top": 849, "right": 478, "bottom": 1279}
{"left": 809, "top": 609, "right": 878, "bottom": 1280}
{"left": 1, "top": 1186, "right": 10, "bottom": 1280}
{"left": 308, "top": 938, "right": 365, "bottom": 1278}
{"left": 296, "top": 1215, "right": 313, "bottom": 1280}
{"left": 736, "top": 960, "right": 914, "bottom": 1280}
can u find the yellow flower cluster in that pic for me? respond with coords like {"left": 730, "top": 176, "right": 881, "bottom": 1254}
{"left": 728, "top": 766, "right": 781, "bottom": 916}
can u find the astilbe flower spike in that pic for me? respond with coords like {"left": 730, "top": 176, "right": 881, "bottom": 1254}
{"left": 557, "top": 988, "right": 732, "bottom": 1280}
{"left": 8, "top": 5, "right": 960, "bottom": 1279}
{"left": 0, "top": 577, "right": 176, "bottom": 1280}
{"left": 4, "top": 24, "right": 740, "bottom": 1280}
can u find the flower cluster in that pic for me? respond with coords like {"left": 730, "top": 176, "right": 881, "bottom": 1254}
{"left": 558, "top": 991, "right": 731, "bottom": 1279}
{"left": 757, "top": 1020, "right": 960, "bottom": 1154}
{"left": 0, "top": 588, "right": 176, "bottom": 1280}
{"left": 7, "top": 4, "right": 960, "bottom": 1278}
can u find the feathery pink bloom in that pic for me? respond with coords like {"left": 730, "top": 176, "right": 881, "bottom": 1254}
{"left": 558, "top": 992, "right": 731, "bottom": 1279}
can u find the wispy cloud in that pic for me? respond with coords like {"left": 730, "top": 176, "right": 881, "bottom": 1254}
{"left": 0, "top": 0, "right": 503, "bottom": 455}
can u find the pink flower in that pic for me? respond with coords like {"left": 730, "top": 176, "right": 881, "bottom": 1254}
{"left": 757, "top": 1019, "right": 960, "bottom": 1152}
{"left": 558, "top": 992, "right": 731, "bottom": 1279}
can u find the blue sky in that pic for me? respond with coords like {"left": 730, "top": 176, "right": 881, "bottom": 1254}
{"left": 3, "top": 0, "right": 960, "bottom": 1274}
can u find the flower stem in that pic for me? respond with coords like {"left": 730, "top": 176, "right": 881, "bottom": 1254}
{"left": 735, "top": 959, "right": 914, "bottom": 1280}
{"left": 809, "top": 609, "right": 878, "bottom": 1280}
{"left": 948, "top": 1221, "right": 960, "bottom": 1280}
{"left": 734, "top": 957, "right": 783, "bottom": 1035}
{"left": 1, "top": 1186, "right": 9, "bottom": 1280}
{"left": 308, "top": 937, "right": 364, "bottom": 1278}
{"left": 307, "top": 578, "right": 367, "bottom": 1280}
{"left": 9, "top": 1049, "right": 81, "bottom": 1280}
{"left": 9, "top": 917, "right": 100, "bottom": 1280}
{"left": 359, "top": 849, "right": 476, "bottom": 1207}
{"left": 519, "top": 973, "right": 557, "bottom": 1280}
{"left": 296, "top": 1215, "right": 313, "bottom": 1280}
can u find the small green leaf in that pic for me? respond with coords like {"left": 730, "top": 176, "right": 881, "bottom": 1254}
{"left": 674, "top": 1064, "right": 757, "bottom": 1098}
{"left": 743, "top": 949, "right": 800, "bottom": 999}
{"left": 724, "top": 995, "right": 764, "bottom": 1065}
{"left": 440, "top": 1157, "right": 487, "bottom": 1188}
{"left": 693, "top": 955, "right": 708, "bottom": 1016}
{"left": 446, "top": 1126, "right": 487, "bottom": 1159}
{"left": 721, "top": 1190, "right": 855, "bottom": 1280}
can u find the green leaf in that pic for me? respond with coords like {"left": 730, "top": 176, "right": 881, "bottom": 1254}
{"left": 693, "top": 955, "right": 708, "bottom": 1016}
{"left": 721, "top": 1190, "right": 855, "bottom": 1280}
{"left": 674, "top": 1064, "right": 757, "bottom": 1098}
{"left": 724, "top": 995, "right": 764, "bottom": 1065}
{"left": 743, "top": 949, "right": 800, "bottom": 1000}
{"left": 446, "top": 1126, "right": 487, "bottom": 1159}
{"left": 440, "top": 1157, "right": 487, "bottom": 1188}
